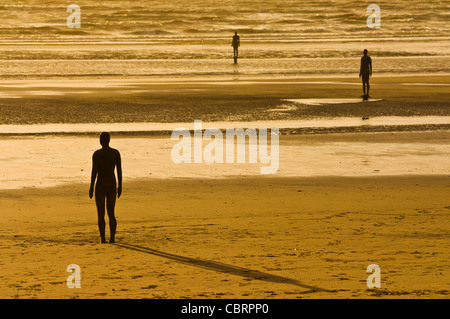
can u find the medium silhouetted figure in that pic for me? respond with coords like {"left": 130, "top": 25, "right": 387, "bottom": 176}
{"left": 89, "top": 132, "right": 122, "bottom": 243}
{"left": 359, "top": 49, "right": 372, "bottom": 98}
{"left": 232, "top": 32, "right": 240, "bottom": 61}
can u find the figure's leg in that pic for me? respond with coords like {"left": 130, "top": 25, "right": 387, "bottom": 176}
{"left": 366, "top": 79, "right": 370, "bottom": 97}
{"left": 95, "top": 189, "right": 107, "bottom": 243}
{"left": 362, "top": 80, "right": 366, "bottom": 96}
{"left": 106, "top": 187, "right": 117, "bottom": 243}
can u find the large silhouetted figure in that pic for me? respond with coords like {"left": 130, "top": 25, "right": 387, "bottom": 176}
{"left": 89, "top": 132, "right": 122, "bottom": 243}
{"left": 359, "top": 49, "right": 372, "bottom": 99}
{"left": 232, "top": 32, "right": 240, "bottom": 62}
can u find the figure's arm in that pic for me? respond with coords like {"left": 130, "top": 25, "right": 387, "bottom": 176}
{"left": 370, "top": 58, "right": 372, "bottom": 76}
{"left": 89, "top": 153, "right": 98, "bottom": 199}
{"left": 359, "top": 58, "right": 362, "bottom": 77}
{"left": 117, "top": 151, "right": 122, "bottom": 198}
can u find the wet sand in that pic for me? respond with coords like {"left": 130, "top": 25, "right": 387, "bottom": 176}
{"left": 1, "top": 74, "right": 449, "bottom": 299}
{"left": 1, "top": 131, "right": 449, "bottom": 189}
{"left": 0, "top": 175, "right": 449, "bottom": 299}
{"left": 0, "top": 75, "right": 449, "bottom": 124}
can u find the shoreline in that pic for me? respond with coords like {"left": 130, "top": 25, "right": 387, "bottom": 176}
{"left": 1, "top": 129, "right": 448, "bottom": 190}
{"left": 0, "top": 125, "right": 449, "bottom": 137}
{"left": 1, "top": 117, "right": 449, "bottom": 136}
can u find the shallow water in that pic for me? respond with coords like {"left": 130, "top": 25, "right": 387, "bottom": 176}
{"left": 0, "top": 132, "right": 449, "bottom": 190}
{"left": 0, "top": 56, "right": 448, "bottom": 79}
{"left": 284, "top": 98, "right": 383, "bottom": 105}
{"left": 1, "top": 1, "right": 448, "bottom": 42}
{"left": 1, "top": 116, "right": 449, "bottom": 135}
{"left": 0, "top": 1, "right": 449, "bottom": 79}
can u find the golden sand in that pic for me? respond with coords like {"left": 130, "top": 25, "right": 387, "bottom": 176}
{"left": 1, "top": 158, "right": 448, "bottom": 299}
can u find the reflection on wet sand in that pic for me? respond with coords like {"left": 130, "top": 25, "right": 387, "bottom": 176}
{"left": 1, "top": 116, "right": 449, "bottom": 135}
{"left": 1, "top": 131, "right": 448, "bottom": 190}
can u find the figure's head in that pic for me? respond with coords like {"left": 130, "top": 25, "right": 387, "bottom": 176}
{"left": 235, "top": 31, "right": 237, "bottom": 35}
{"left": 363, "top": 49, "right": 368, "bottom": 56}
{"left": 100, "top": 132, "right": 110, "bottom": 147}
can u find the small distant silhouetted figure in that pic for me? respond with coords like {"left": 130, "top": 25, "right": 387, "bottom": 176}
{"left": 89, "top": 132, "right": 122, "bottom": 243}
{"left": 232, "top": 32, "right": 240, "bottom": 62}
{"left": 359, "top": 49, "right": 372, "bottom": 99}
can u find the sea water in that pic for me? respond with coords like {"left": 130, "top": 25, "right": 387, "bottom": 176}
{"left": 0, "top": 0, "right": 448, "bottom": 78}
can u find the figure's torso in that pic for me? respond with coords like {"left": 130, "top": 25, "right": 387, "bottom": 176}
{"left": 94, "top": 147, "right": 119, "bottom": 184}
{"left": 361, "top": 56, "right": 371, "bottom": 74}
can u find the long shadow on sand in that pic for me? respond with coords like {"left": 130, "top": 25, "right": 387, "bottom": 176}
{"left": 114, "top": 243, "right": 325, "bottom": 291}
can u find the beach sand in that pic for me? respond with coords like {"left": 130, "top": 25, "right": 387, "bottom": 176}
{"left": 1, "top": 75, "right": 449, "bottom": 299}
{"left": 1, "top": 143, "right": 449, "bottom": 299}
{"left": 0, "top": 0, "right": 448, "bottom": 303}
